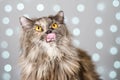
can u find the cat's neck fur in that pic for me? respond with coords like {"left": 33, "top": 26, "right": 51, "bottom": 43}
{"left": 20, "top": 37, "right": 81, "bottom": 80}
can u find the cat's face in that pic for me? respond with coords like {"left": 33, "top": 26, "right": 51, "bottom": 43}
{"left": 19, "top": 11, "right": 70, "bottom": 45}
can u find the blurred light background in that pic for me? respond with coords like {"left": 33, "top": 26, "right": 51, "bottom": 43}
{"left": 0, "top": 0, "right": 120, "bottom": 80}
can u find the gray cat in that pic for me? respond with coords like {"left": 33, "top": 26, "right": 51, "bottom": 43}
{"left": 19, "top": 11, "right": 100, "bottom": 80}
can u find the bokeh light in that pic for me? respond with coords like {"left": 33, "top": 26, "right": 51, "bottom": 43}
{"left": 110, "top": 25, "right": 118, "bottom": 33}
{"left": 2, "top": 17, "right": 10, "bottom": 24}
{"left": 1, "top": 51, "right": 10, "bottom": 59}
{"left": 115, "top": 37, "right": 120, "bottom": 45}
{"left": 73, "top": 28, "right": 80, "bottom": 36}
{"left": 95, "top": 16, "right": 103, "bottom": 24}
{"left": 77, "top": 4, "right": 85, "bottom": 12}
{"left": 115, "top": 12, "right": 120, "bottom": 21}
{"left": 73, "top": 39, "right": 80, "bottom": 47}
{"left": 0, "top": 41, "right": 8, "bottom": 49}
{"left": 92, "top": 53, "right": 100, "bottom": 62}
{"left": 53, "top": 5, "right": 61, "bottom": 12}
{"left": 97, "top": 66, "right": 104, "bottom": 74}
{"left": 36, "top": 4, "right": 44, "bottom": 12}
{"left": 4, "top": 64, "right": 12, "bottom": 72}
{"left": 5, "top": 28, "right": 14, "bottom": 36}
{"left": 71, "top": 17, "right": 80, "bottom": 25}
{"left": 96, "top": 41, "right": 103, "bottom": 49}
{"left": 97, "top": 3, "right": 105, "bottom": 11}
{"left": 64, "top": 16, "right": 68, "bottom": 23}
{"left": 2, "top": 73, "right": 11, "bottom": 80}
{"left": 112, "top": 0, "right": 120, "bottom": 7}
{"left": 110, "top": 47, "right": 118, "bottom": 55}
{"left": 4, "top": 4, "right": 12, "bottom": 13}
{"left": 17, "top": 3, "right": 24, "bottom": 11}
{"left": 114, "top": 61, "right": 120, "bottom": 69}
{"left": 36, "top": 4, "right": 45, "bottom": 11}
{"left": 109, "top": 70, "right": 117, "bottom": 79}
{"left": 95, "top": 28, "right": 104, "bottom": 37}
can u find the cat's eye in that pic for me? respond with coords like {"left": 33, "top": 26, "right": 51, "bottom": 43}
{"left": 34, "top": 25, "right": 43, "bottom": 32}
{"left": 51, "top": 23, "right": 58, "bottom": 29}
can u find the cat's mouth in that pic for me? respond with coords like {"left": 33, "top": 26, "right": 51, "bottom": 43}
{"left": 46, "top": 33, "right": 56, "bottom": 43}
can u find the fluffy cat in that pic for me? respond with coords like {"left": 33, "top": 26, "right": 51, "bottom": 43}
{"left": 19, "top": 11, "right": 100, "bottom": 80}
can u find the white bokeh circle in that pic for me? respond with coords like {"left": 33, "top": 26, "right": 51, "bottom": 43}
{"left": 95, "top": 16, "right": 103, "bottom": 24}
{"left": 96, "top": 41, "right": 103, "bottom": 49}
{"left": 4, "top": 4, "right": 12, "bottom": 12}
{"left": 2, "top": 17, "right": 10, "bottom": 24}
{"left": 92, "top": 53, "right": 100, "bottom": 62}
{"left": 110, "top": 25, "right": 118, "bottom": 33}
{"left": 1, "top": 51, "right": 10, "bottom": 59}
{"left": 73, "top": 39, "right": 80, "bottom": 47}
{"left": 72, "top": 17, "right": 80, "bottom": 25}
{"left": 5, "top": 28, "right": 14, "bottom": 36}
{"left": 109, "top": 70, "right": 117, "bottom": 79}
{"left": 64, "top": 16, "right": 68, "bottom": 23}
{"left": 77, "top": 4, "right": 85, "bottom": 12}
{"left": 114, "top": 61, "right": 120, "bottom": 69}
{"left": 97, "top": 66, "right": 104, "bottom": 74}
{"left": 2, "top": 73, "right": 11, "bottom": 80}
{"left": 4, "top": 64, "right": 12, "bottom": 72}
{"left": 112, "top": 0, "right": 120, "bottom": 7}
{"left": 15, "top": 27, "right": 20, "bottom": 35}
{"left": 17, "top": 3, "right": 24, "bottom": 11}
{"left": 110, "top": 47, "right": 118, "bottom": 55}
{"left": 36, "top": 4, "right": 44, "bottom": 11}
{"left": 95, "top": 28, "right": 104, "bottom": 37}
{"left": 115, "top": 37, "right": 120, "bottom": 45}
{"left": 73, "top": 28, "right": 80, "bottom": 36}
{"left": 0, "top": 41, "right": 8, "bottom": 49}
{"left": 115, "top": 12, "right": 120, "bottom": 21}
{"left": 97, "top": 3, "right": 105, "bottom": 11}
{"left": 53, "top": 4, "right": 61, "bottom": 12}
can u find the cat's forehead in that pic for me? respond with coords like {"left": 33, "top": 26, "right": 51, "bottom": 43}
{"left": 35, "top": 17, "right": 52, "bottom": 25}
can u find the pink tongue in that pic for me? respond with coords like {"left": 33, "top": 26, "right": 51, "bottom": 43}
{"left": 46, "top": 33, "right": 56, "bottom": 42}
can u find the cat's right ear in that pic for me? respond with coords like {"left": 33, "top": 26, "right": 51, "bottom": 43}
{"left": 19, "top": 16, "right": 33, "bottom": 29}
{"left": 54, "top": 11, "right": 64, "bottom": 23}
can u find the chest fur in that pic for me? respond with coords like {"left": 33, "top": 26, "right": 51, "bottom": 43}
{"left": 36, "top": 58, "right": 80, "bottom": 80}
{"left": 37, "top": 43, "right": 80, "bottom": 80}
{"left": 21, "top": 43, "right": 81, "bottom": 80}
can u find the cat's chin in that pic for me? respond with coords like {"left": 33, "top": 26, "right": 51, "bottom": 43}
{"left": 46, "top": 40, "right": 56, "bottom": 43}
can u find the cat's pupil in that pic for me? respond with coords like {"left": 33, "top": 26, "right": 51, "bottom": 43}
{"left": 38, "top": 26, "right": 39, "bottom": 29}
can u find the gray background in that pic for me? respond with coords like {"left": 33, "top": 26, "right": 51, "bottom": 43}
{"left": 0, "top": 0, "right": 120, "bottom": 80}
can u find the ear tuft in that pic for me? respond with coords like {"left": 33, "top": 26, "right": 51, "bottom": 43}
{"left": 57, "top": 11, "right": 64, "bottom": 17}
{"left": 19, "top": 16, "right": 33, "bottom": 29}
{"left": 55, "top": 10, "right": 64, "bottom": 23}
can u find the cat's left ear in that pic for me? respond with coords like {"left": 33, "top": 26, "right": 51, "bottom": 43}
{"left": 19, "top": 16, "right": 33, "bottom": 30}
{"left": 55, "top": 11, "right": 64, "bottom": 23}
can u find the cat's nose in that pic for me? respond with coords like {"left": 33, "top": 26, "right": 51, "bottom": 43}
{"left": 46, "top": 30, "right": 52, "bottom": 34}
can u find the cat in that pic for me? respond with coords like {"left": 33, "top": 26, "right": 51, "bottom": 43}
{"left": 19, "top": 11, "right": 101, "bottom": 80}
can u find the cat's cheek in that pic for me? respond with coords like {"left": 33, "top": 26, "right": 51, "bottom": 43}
{"left": 55, "top": 34, "right": 61, "bottom": 42}
{"left": 34, "top": 31, "right": 42, "bottom": 36}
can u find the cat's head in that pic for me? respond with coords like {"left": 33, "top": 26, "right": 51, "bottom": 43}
{"left": 19, "top": 11, "right": 70, "bottom": 45}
